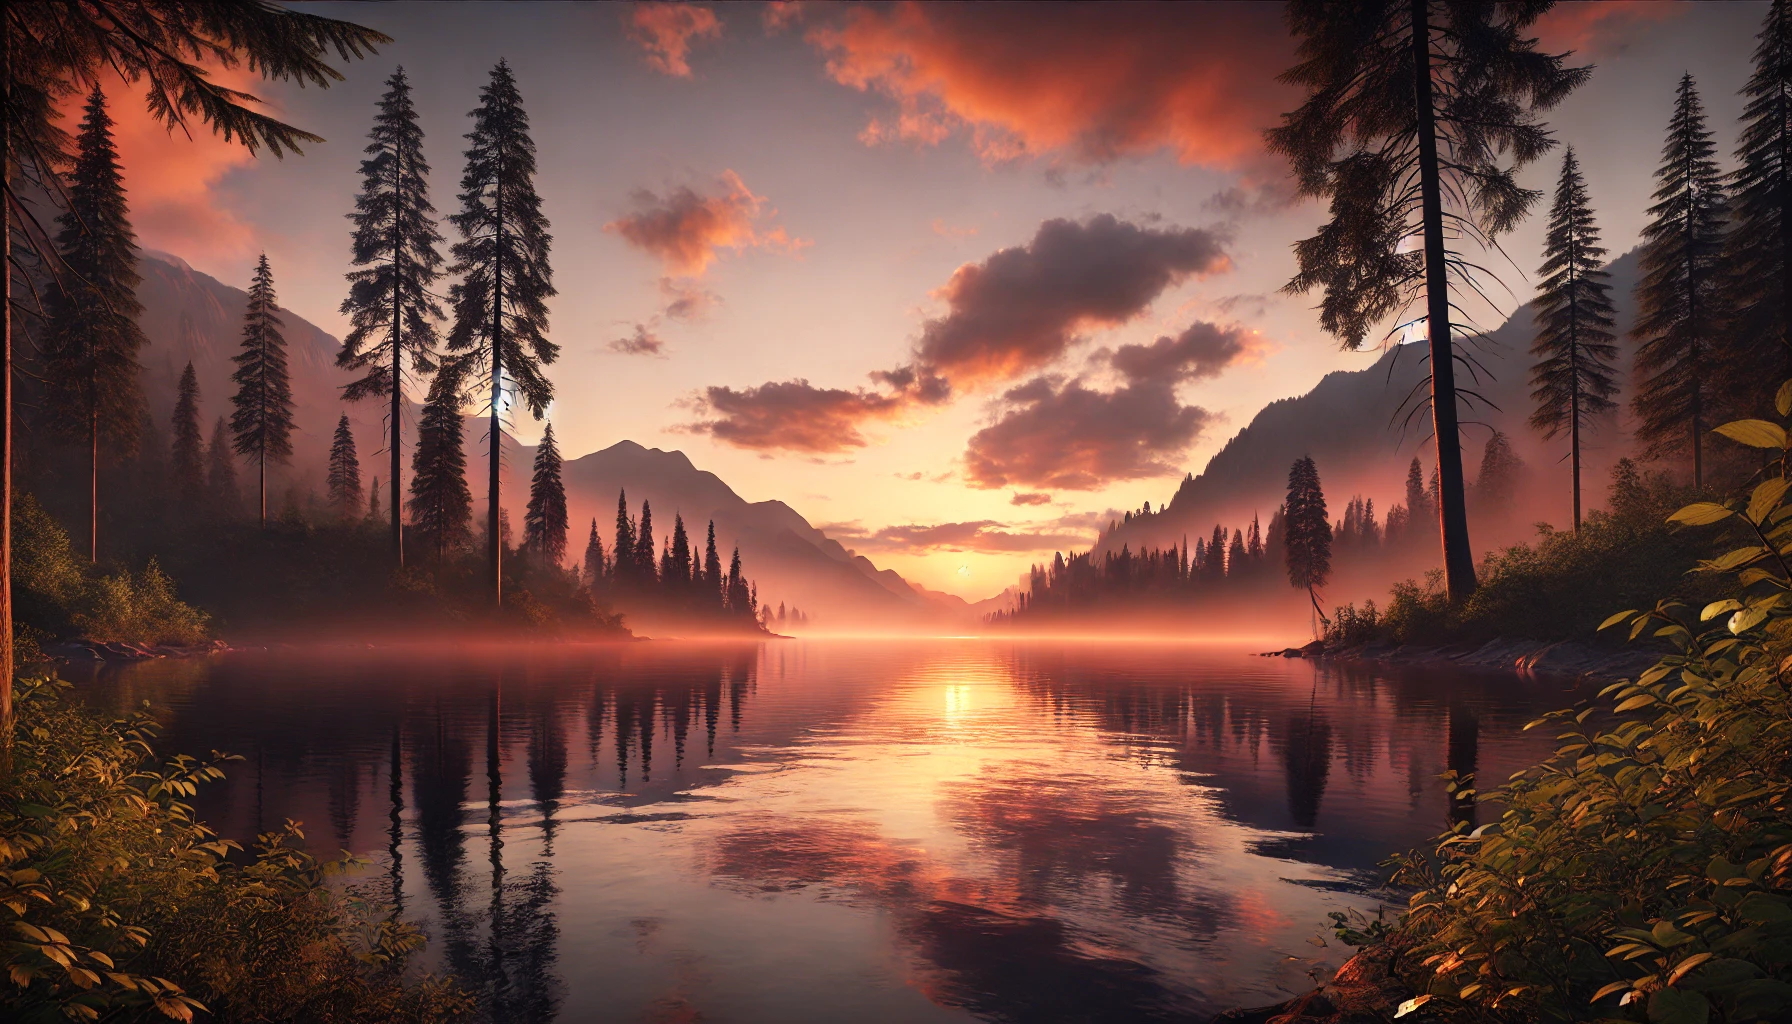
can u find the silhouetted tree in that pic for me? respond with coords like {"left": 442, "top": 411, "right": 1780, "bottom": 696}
{"left": 205, "top": 416, "right": 238, "bottom": 518}
{"left": 3, "top": 0, "right": 386, "bottom": 742}
{"left": 41, "top": 87, "right": 148, "bottom": 562}
{"left": 448, "top": 61, "right": 557, "bottom": 605}
{"left": 1529, "top": 147, "right": 1618, "bottom": 532}
{"left": 367, "top": 475, "right": 382, "bottom": 527}
{"left": 668, "top": 514, "right": 692, "bottom": 598}
{"left": 327, "top": 413, "right": 363, "bottom": 517}
{"left": 1403, "top": 457, "right": 1432, "bottom": 538}
{"left": 1269, "top": 0, "right": 1587, "bottom": 603}
{"left": 703, "top": 520, "right": 721, "bottom": 597}
{"left": 612, "top": 491, "right": 636, "bottom": 583}
{"left": 523, "top": 422, "right": 567, "bottom": 564}
{"left": 170, "top": 361, "right": 203, "bottom": 503}
{"left": 1719, "top": 0, "right": 1792, "bottom": 406}
{"left": 1633, "top": 73, "right": 1729, "bottom": 488}
{"left": 635, "top": 500, "right": 656, "bottom": 584}
{"left": 340, "top": 66, "right": 445, "bottom": 565}
{"left": 409, "top": 364, "right": 473, "bottom": 563}
{"left": 581, "top": 519, "right": 604, "bottom": 588}
{"left": 1283, "top": 456, "right": 1332, "bottom": 627}
{"left": 1474, "top": 430, "right": 1525, "bottom": 518}
{"left": 230, "top": 254, "right": 295, "bottom": 523}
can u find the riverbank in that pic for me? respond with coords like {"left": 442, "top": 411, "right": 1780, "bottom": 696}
{"left": 1209, "top": 947, "right": 1435, "bottom": 1023}
{"left": 1264, "top": 635, "right": 1658, "bottom": 681}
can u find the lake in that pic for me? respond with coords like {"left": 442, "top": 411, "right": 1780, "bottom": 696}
{"left": 78, "top": 639, "right": 1581, "bottom": 1023}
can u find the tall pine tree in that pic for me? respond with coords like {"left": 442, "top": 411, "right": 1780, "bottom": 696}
{"left": 1529, "top": 147, "right": 1618, "bottom": 533}
{"left": 1633, "top": 73, "right": 1729, "bottom": 488}
{"left": 1283, "top": 455, "right": 1332, "bottom": 628}
{"left": 1269, "top": 1, "right": 1587, "bottom": 604}
{"left": 1719, "top": 0, "right": 1792, "bottom": 405}
{"left": 327, "top": 413, "right": 363, "bottom": 517}
{"left": 523, "top": 422, "right": 568, "bottom": 564}
{"left": 635, "top": 500, "right": 656, "bottom": 583}
{"left": 448, "top": 61, "right": 557, "bottom": 605}
{"left": 409, "top": 363, "right": 473, "bottom": 563}
{"left": 230, "top": 254, "right": 295, "bottom": 523}
{"left": 613, "top": 490, "right": 636, "bottom": 584}
{"left": 340, "top": 67, "right": 445, "bottom": 565}
{"left": 170, "top": 361, "right": 203, "bottom": 503}
{"left": 41, "top": 86, "right": 148, "bottom": 561}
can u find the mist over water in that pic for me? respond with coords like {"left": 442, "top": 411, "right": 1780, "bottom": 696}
{"left": 76, "top": 641, "right": 1580, "bottom": 1022}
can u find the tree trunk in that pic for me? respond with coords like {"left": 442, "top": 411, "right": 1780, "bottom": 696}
{"left": 1412, "top": 0, "right": 1477, "bottom": 603}
{"left": 391, "top": 147, "right": 405, "bottom": 566}
{"left": 260, "top": 449, "right": 267, "bottom": 524}
{"left": 3, "top": 126, "right": 14, "bottom": 771}
{"left": 1569, "top": 231, "right": 1582, "bottom": 534}
{"left": 489, "top": 157, "right": 504, "bottom": 608}
{"left": 89, "top": 404, "right": 98, "bottom": 561}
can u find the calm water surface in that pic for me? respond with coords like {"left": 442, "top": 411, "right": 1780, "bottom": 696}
{"left": 83, "top": 640, "right": 1580, "bottom": 1023}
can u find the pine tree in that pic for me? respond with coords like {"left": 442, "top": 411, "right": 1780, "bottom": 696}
{"left": 1403, "top": 457, "right": 1432, "bottom": 538}
{"left": 41, "top": 86, "right": 148, "bottom": 561}
{"left": 635, "top": 500, "right": 656, "bottom": 583}
{"left": 1632, "top": 73, "right": 1730, "bottom": 488}
{"left": 340, "top": 67, "right": 447, "bottom": 566}
{"left": 1269, "top": 1, "right": 1587, "bottom": 604}
{"left": 1283, "top": 456, "right": 1333, "bottom": 627}
{"left": 1529, "top": 148, "right": 1619, "bottom": 532}
{"left": 367, "top": 476, "right": 382, "bottom": 526}
{"left": 447, "top": 61, "right": 558, "bottom": 605}
{"left": 1226, "top": 529, "right": 1246, "bottom": 576}
{"left": 206, "top": 416, "right": 239, "bottom": 517}
{"left": 1719, "top": 0, "right": 1792, "bottom": 406}
{"left": 1474, "top": 430, "right": 1525, "bottom": 518}
{"left": 170, "top": 361, "right": 203, "bottom": 503}
{"left": 523, "top": 422, "right": 568, "bottom": 564}
{"left": 229, "top": 254, "right": 295, "bottom": 523}
{"left": 669, "top": 514, "right": 692, "bottom": 596}
{"left": 327, "top": 413, "right": 363, "bottom": 517}
{"left": 408, "top": 363, "right": 473, "bottom": 563}
{"left": 613, "top": 490, "right": 636, "bottom": 583}
{"left": 704, "top": 520, "right": 721, "bottom": 597}
{"left": 582, "top": 519, "right": 605, "bottom": 588}
{"left": 726, "top": 547, "right": 749, "bottom": 614}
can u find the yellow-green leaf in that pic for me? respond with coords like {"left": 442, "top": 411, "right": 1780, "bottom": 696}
{"left": 1777, "top": 380, "right": 1792, "bottom": 417}
{"left": 1592, "top": 980, "right": 1633, "bottom": 1003}
{"left": 1669, "top": 502, "right": 1735, "bottom": 526}
{"left": 1716, "top": 419, "right": 1789, "bottom": 448}
{"left": 1701, "top": 600, "right": 1743, "bottom": 621}
{"left": 1749, "top": 478, "right": 1791, "bottom": 521}
{"left": 1705, "top": 546, "right": 1768, "bottom": 572}
{"left": 1395, "top": 995, "right": 1433, "bottom": 1018}
{"left": 1601, "top": 609, "right": 1639, "bottom": 630}
{"left": 1667, "top": 952, "right": 1715, "bottom": 985}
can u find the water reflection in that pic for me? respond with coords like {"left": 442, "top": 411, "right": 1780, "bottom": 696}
{"left": 77, "top": 641, "right": 1578, "bottom": 1023}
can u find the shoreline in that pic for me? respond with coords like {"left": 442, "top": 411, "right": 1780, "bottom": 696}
{"left": 1264, "top": 635, "right": 1660, "bottom": 681}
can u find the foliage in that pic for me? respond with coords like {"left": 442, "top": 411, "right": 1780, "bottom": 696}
{"left": 170, "top": 364, "right": 204, "bottom": 503}
{"left": 523, "top": 423, "right": 568, "bottom": 565}
{"left": 1285, "top": 456, "right": 1332, "bottom": 616}
{"left": 229, "top": 254, "right": 296, "bottom": 516}
{"left": 1324, "top": 600, "right": 1381, "bottom": 647}
{"left": 1365, "top": 461, "right": 1706, "bottom": 647}
{"left": 11, "top": 494, "right": 208, "bottom": 646}
{"left": 327, "top": 414, "right": 364, "bottom": 517}
{"left": 407, "top": 366, "right": 474, "bottom": 563}
{"left": 1370, "top": 396, "right": 1792, "bottom": 1023}
{"left": 0, "top": 672, "right": 472, "bottom": 1022}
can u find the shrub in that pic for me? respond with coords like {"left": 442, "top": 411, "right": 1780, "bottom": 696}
{"left": 1377, "top": 407, "right": 1792, "bottom": 1023}
{"left": 1324, "top": 599, "right": 1382, "bottom": 646}
{"left": 75, "top": 560, "right": 211, "bottom": 646}
{"left": 0, "top": 673, "right": 473, "bottom": 1023}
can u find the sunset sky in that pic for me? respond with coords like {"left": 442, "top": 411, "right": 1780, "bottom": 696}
{"left": 100, "top": 1, "right": 1762, "bottom": 598}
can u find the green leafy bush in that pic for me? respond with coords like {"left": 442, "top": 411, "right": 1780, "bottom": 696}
{"left": 0, "top": 673, "right": 472, "bottom": 1022}
{"left": 10, "top": 494, "right": 210, "bottom": 646}
{"left": 1379, "top": 404, "right": 1792, "bottom": 1023}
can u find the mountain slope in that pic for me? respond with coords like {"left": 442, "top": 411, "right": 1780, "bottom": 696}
{"left": 1097, "top": 250, "right": 1645, "bottom": 559}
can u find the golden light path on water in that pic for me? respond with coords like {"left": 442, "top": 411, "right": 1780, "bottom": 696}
{"left": 85, "top": 638, "right": 1573, "bottom": 1023}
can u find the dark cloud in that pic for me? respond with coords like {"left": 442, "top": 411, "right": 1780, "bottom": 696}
{"left": 912, "top": 214, "right": 1230, "bottom": 390}
{"left": 964, "top": 376, "right": 1215, "bottom": 490}
{"left": 608, "top": 323, "right": 668, "bottom": 357}
{"left": 1107, "top": 321, "right": 1260, "bottom": 383}
{"left": 1010, "top": 492, "right": 1053, "bottom": 506}
{"left": 822, "top": 518, "right": 1092, "bottom": 555}
{"left": 684, "top": 380, "right": 906, "bottom": 453}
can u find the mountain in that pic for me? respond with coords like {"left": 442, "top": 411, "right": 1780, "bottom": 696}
{"left": 1096, "top": 250, "right": 1646, "bottom": 560}
{"left": 132, "top": 249, "right": 964, "bottom": 628}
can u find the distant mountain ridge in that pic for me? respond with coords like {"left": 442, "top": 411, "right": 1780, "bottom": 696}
{"left": 133, "top": 249, "right": 965, "bottom": 627}
{"left": 1095, "top": 249, "right": 1645, "bottom": 561}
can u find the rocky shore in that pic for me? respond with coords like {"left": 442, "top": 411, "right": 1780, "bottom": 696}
{"left": 1208, "top": 947, "right": 1441, "bottom": 1024}
{"left": 1262, "top": 635, "right": 1659, "bottom": 682}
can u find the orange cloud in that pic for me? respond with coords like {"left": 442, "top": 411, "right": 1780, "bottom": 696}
{"left": 805, "top": 2, "right": 1295, "bottom": 167}
{"left": 607, "top": 170, "right": 805, "bottom": 277}
{"left": 1534, "top": 1, "right": 1685, "bottom": 54}
{"left": 963, "top": 375, "right": 1216, "bottom": 491}
{"left": 626, "top": 2, "right": 723, "bottom": 78}
{"left": 685, "top": 379, "right": 910, "bottom": 453}
{"left": 60, "top": 68, "right": 262, "bottom": 265}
